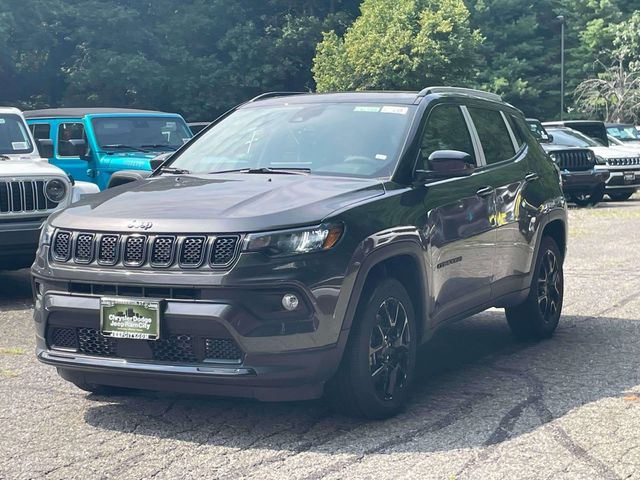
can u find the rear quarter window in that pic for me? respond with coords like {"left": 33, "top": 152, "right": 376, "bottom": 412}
{"left": 468, "top": 107, "right": 515, "bottom": 165}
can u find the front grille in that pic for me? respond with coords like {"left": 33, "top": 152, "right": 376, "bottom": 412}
{"left": 151, "top": 236, "right": 175, "bottom": 267}
{"left": 152, "top": 335, "right": 197, "bottom": 363}
{"left": 608, "top": 157, "right": 640, "bottom": 166}
{"left": 204, "top": 338, "right": 243, "bottom": 361}
{"left": 52, "top": 327, "right": 242, "bottom": 364}
{"left": 180, "top": 236, "right": 205, "bottom": 267}
{"left": 78, "top": 327, "right": 117, "bottom": 357}
{"left": 51, "top": 231, "right": 241, "bottom": 269}
{"left": 52, "top": 231, "right": 72, "bottom": 261}
{"left": 212, "top": 237, "right": 239, "bottom": 265}
{"left": 49, "top": 327, "right": 77, "bottom": 349}
{"left": 74, "top": 233, "right": 95, "bottom": 263}
{"left": 553, "top": 150, "right": 594, "bottom": 171}
{"left": 0, "top": 179, "right": 60, "bottom": 213}
{"left": 124, "top": 236, "right": 146, "bottom": 266}
{"left": 98, "top": 235, "right": 119, "bottom": 265}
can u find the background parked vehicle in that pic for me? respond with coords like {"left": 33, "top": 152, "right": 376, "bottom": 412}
{"left": 0, "top": 107, "right": 98, "bottom": 270}
{"left": 24, "top": 108, "right": 192, "bottom": 190}
{"left": 543, "top": 125, "right": 640, "bottom": 201}
{"left": 606, "top": 123, "right": 640, "bottom": 146}
{"left": 527, "top": 119, "right": 607, "bottom": 207}
{"left": 544, "top": 120, "right": 609, "bottom": 146}
{"left": 33, "top": 88, "right": 567, "bottom": 419}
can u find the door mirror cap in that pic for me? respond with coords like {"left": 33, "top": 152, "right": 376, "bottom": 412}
{"left": 36, "top": 138, "right": 53, "bottom": 158}
{"left": 416, "top": 150, "right": 475, "bottom": 181}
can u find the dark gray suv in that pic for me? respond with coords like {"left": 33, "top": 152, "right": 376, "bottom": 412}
{"left": 32, "top": 88, "right": 567, "bottom": 418}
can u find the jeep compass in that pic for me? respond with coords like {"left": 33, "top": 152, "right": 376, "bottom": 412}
{"left": 32, "top": 88, "right": 567, "bottom": 418}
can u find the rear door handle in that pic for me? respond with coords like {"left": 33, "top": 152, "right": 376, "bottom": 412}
{"left": 476, "top": 186, "right": 495, "bottom": 198}
{"left": 525, "top": 172, "right": 539, "bottom": 182}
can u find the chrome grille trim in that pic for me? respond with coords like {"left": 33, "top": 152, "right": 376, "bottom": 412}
{"left": 50, "top": 230, "right": 241, "bottom": 270}
{"left": 607, "top": 157, "right": 640, "bottom": 166}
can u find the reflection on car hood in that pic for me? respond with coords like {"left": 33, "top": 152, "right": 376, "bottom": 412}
{"left": 0, "top": 157, "right": 68, "bottom": 177}
{"left": 50, "top": 173, "right": 385, "bottom": 233}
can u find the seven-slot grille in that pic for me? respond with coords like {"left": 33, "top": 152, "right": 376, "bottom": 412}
{"left": 52, "top": 231, "right": 240, "bottom": 269}
{"left": 607, "top": 157, "right": 640, "bottom": 166}
{"left": 553, "top": 150, "right": 594, "bottom": 171}
{"left": 0, "top": 179, "right": 60, "bottom": 213}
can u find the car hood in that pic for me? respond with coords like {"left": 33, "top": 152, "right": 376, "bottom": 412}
{"left": 541, "top": 144, "right": 591, "bottom": 153}
{"left": 50, "top": 173, "right": 385, "bottom": 233}
{"left": 606, "top": 144, "right": 640, "bottom": 154}
{"left": 0, "top": 157, "right": 67, "bottom": 178}
{"left": 588, "top": 146, "right": 640, "bottom": 159}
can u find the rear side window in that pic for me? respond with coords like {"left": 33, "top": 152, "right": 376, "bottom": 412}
{"left": 468, "top": 108, "right": 515, "bottom": 165}
{"left": 57, "top": 123, "right": 85, "bottom": 157}
{"left": 507, "top": 115, "right": 527, "bottom": 148}
{"left": 419, "top": 104, "right": 475, "bottom": 169}
{"left": 30, "top": 123, "right": 51, "bottom": 140}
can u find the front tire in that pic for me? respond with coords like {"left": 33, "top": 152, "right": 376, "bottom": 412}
{"left": 570, "top": 186, "right": 604, "bottom": 207}
{"left": 505, "top": 237, "right": 563, "bottom": 340}
{"left": 328, "top": 278, "right": 417, "bottom": 419}
{"left": 607, "top": 191, "right": 634, "bottom": 201}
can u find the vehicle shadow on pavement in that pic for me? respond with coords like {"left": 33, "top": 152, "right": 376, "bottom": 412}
{"left": 0, "top": 269, "right": 33, "bottom": 310}
{"left": 82, "top": 310, "right": 640, "bottom": 453}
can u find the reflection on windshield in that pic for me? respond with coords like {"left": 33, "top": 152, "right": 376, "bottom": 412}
{"left": 170, "top": 103, "right": 416, "bottom": 179}
{"left": 0, "top": 114, "right": 33, "bottom": 155}
{"left": 547, "top": 129, "right": 600, "bottom": 148}
{"left": 92, "top": 117, "right": 192, "bottom": 152}
{"left": 607, "top": 126, "right": 640, "bottom": 142}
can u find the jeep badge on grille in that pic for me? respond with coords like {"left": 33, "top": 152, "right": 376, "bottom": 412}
{"left": 127, "top": 220, "right": 153, "bottom": 230}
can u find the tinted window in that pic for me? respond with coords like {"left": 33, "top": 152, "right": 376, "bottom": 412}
{"left": 607, "top": 125, "right": 640, "bottom": 142}
{"left": 30, "top": 123, "right": 51, "bottom": 140}
{"left": 507, "top": 116, "right": 527, "bottom": 147}
{"left": 419, "top": 104, "right": 475, "bottom": 169}
{"left": 468, "top": 108, "right": 515, "bottom": 164}
{"left": 0, "top": 114, "right": 33, "bottom": 154}
{"left": 57, "top": 123, "right": 85, "bottom": 157}
{"left": 171, "top": 103, "right": 416, "bottom": 179}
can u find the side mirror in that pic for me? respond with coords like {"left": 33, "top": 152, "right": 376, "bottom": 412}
{"left": 68, "top": 139, "right": 89, "bottom": 159}
{"left": 415, "top": 150, "right": 475, "bottom": 182}
{"left": 36, "top": 138, "right": 53, "bottom": 158}
{"left": 107, "top": 170, "right": 152, "bottom": 189}
{"left": 150, "top": 152, "right": 172, "bottom": 171}
{"left": 547, "top": 134, "right": 554, "bottom": 142}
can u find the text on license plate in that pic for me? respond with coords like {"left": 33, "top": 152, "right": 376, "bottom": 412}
{"left": 100, "top": 297, "right": 161, "bottom": 340}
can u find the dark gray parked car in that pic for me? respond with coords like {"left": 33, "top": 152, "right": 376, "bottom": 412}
{"left": 32, "top": 88, "right": 567, "bottom": 418}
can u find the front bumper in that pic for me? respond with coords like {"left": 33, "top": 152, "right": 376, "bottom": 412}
{"left": 0, "top": 217, "right": 44, "bottom": 268}
{"left": 596, "top": 166, "right": 640, "bottom": 192}
{"left": 560, "top": 170, "right": 607, "bottom": 194}
{"left": 32, "top": 243, "right": 356, "bottom": 400}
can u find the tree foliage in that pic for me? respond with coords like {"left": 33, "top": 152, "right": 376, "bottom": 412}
{"left": 313, "top": 0, "right": 482, "bottom": 92}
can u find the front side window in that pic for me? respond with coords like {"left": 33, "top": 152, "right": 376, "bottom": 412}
{"left": 526, "top": 120, "right": 550, "bottom": 143}
{"left": 468, "top": 107, "right": 515, "bottom": 165}
{"left": 0, "top": 114, "right": 34, "bottom": 155}
{"left": 170, "top": 103, "right": 416, "bottom": 178}
{"left": 57, "top": 123, "right": 85, "bottom": 157}
{"left": 30, "top": 123, "right": 51, "bottom": 140}
{"left": 419, "top": 104, "right": 475, "bottom": 170}
{"left": 92, "top": 117, "right": 192, "bottom": 152}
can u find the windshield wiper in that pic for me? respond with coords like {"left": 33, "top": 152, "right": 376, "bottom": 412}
{"left": 101, "top": 144, "right": 151, "bottom": 153}
{"left": 209, "top": 167, "right": 311, "bottom": 175}
{"left": 159, "top": 166, "right": 190, "bottom": 174}
{"left": 140, "top": 144, "right": 178, "bottom": 151}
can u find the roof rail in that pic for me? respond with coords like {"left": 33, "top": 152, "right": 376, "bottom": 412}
{"left": 249, "top": 91, "right": 308, "bottom": 102}
{"left": 417, "top": 86, "right": 502, "bottom": 102}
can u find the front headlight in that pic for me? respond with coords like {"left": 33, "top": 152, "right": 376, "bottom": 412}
{"left": 39, "top": 222, "right": 55, "bottom": 246}
{"left": 595, "top": 155, "right": 607, "bottom": 165}
{"left": 244, "top": 223, "right": 344, "bottom": 256}
{"left": 45, "top": 179, "right": 67, "bottom": 202}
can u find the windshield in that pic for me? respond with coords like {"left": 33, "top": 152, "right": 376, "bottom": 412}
{"left": 169, "top": 103, "right": 416, "bottom": 178}
{"left": 607, "top": 125, "right": 640, "bottom": 142}
{"left": 0, "top": 114, "right": 34, "bottom": 155}
{"left": 526, "top": 120, "right": 550, "bottom": 142}
{"left": 92, "top": 116, "right": 192, "bottom": 152}
{"left": 547, "top": 128, "right": 601, "bottom": 148}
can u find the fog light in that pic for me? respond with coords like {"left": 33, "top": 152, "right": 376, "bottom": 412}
{"left": 282, "top": 293, "right": 299, "bottom": 311}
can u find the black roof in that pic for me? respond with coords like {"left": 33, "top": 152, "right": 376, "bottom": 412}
{"left": 543, "top": 120, "right": 604, "bottom": 126}
{"left": 23, "top": 107, "right": 174, "bottom": 119}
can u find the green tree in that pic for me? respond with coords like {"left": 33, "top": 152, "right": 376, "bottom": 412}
{"left": 313, "top": 0, "right": 482, "bottom": 92}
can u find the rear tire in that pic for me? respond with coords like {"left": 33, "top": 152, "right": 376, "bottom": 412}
{"left": 328, "top": 278, "right": 417, "bottom": 419}
{"left": 505, "top": 237, "right": 563, "bottom": 340}
{"left": 607, "top": 191, "right": 634, "bottom": 201}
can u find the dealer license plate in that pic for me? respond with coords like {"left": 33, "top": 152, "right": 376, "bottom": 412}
{"left": 624, "top": 172, "right": 636, "bottom": 183}
{"left": 100, "top": 297, "right": 161, "bottom": 340}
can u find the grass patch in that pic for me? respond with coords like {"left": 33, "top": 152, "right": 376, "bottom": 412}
{"left": 0, "top": 369, "right": 18, "bottom": 378}
{"left": 0, "top": 347, "right": 26, "bottom": 355}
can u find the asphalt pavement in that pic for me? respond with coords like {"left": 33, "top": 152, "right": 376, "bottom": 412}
{"left": 1, "top": 197, "right": 639, "bottom": 479}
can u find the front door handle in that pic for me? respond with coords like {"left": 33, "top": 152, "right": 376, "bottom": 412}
{"left": 476, "top": 186, "right": 495, "bottom": 198}
{"left": 525, "top": 172, "right": 539, "bottom": 182}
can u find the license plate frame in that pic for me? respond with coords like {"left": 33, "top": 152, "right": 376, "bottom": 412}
{"left": 100, "top": 297, "right": 161, "bottom": 341}
{"left": 624, "top": 172, "right": 636, "bottom": 183}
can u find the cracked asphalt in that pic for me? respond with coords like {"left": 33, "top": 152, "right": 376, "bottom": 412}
{"left": 1, "top": 197, "right": 640, "bottom": 480}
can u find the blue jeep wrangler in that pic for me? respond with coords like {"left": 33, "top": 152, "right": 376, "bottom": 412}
{"left": 25, "top": 108, "right": 192, "bottom": 190}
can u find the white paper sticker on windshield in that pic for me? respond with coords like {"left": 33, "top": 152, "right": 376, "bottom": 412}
{"left": 381, "top": 106, "right": 408, "bottom": 115}
{"left": 375, "top": 154, "right": 388, "bottom": 160}
{"left": 0, "top": 119, "right": 5, "bottom": 124}
{"left": 12, "top": 142, "right": 28, "bottom": 150}
{"left": 354, "top": 106, "right": 381, "bottom": 113}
